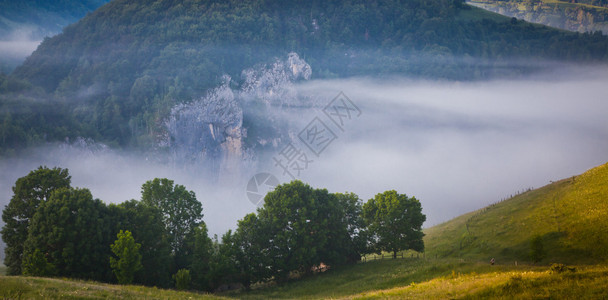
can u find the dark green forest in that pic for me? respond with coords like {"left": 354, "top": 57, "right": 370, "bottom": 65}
{"left": 1, "top": 166, "right": 425, "bottom": 291}
{"left": 2, "top": 0, "right": 608, "bottom": 154}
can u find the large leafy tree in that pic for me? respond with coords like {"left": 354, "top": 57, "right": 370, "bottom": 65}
{"left": 238, "top": 180, "right": 365, "bottom": 283}
{"left": 258, "top": 181, "right": 331, "bottom": 281}
{"left": 110, "top": 230, "right": 143, "bottom": 284}
{"left": 363, "top": 190, "right": 426, "bottom": 258}
{"left": 113, "top": 200, "right": 172, "bottom": 287}
{"left": 22, "top": 187, "right": 115, "bottom": 281}
{"left": 140, "top": 178, "right": 203, "bottom": 270}
{"left": 1, "top": 166, "right": 71, "bottom": 275}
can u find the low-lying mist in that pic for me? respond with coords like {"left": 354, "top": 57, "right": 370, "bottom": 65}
{"left": 292, "top": 68, "right": 608, "bottom": 227}
{"left": 0, "top": 27, "right": 42, "bottom": 70}
{"left": 1, "top": 66, "right": 607, "bottom": 241}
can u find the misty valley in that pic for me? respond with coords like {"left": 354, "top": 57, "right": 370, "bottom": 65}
{"left": 1, "top": 0, "right": 608, "bottom": 299}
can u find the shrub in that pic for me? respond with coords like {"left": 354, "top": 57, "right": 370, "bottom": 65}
{"left": 22, "top": 249, "right": 56, "bottom": 276}
{"left": 550, "top": 263, "right": 576, "bottom": 273}
{"left": 173, "top": 269, "right": 191, "bottom": 290}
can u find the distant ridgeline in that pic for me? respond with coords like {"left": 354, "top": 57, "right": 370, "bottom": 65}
{"left": 0, "top": 0, "right": 110, "bottom": 39}
{"left": 2, "top": 0, "right": 608, "bottom": 154}
{"left": 0, "top": 0, "right": 111, "bottom": 72}
{"left": 468, "top": 0, "right": 608, "bottom": 33}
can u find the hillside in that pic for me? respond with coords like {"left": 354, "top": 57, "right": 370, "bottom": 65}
{"left": 238, "top": 160, "right": 608, "bottom": 298}
{"left": 3, "top": 0, "right": 608, "bottom": 153}
{"left": 3, "top": 262, "right": 608, "bottom": 299}
{"left": 424, "top": 162, "right": 608, "bottom": 264}
{"left": 469, "top": 0, "right": 608, "bottom": 33}
{"left": 0, "top": 275, "right": 222, "bottom": 299}
{"left": 1, "top": 164, "right": 607, "bottom": 298}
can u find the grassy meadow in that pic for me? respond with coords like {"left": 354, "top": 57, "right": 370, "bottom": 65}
{"left": 1, "top": 162, "right": 607, "bottom": 299}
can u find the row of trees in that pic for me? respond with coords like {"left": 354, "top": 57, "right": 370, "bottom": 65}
{"left": 1, "top": 168, "right": 201, "bottom": 286}
{"left": 2, "top": 166, "right": 425, "bottom": 291}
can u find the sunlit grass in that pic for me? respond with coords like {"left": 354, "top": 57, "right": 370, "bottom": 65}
{"left": 350, "top": 265, "right": 608, "bottom": 299}
{"left": 424, "top": 162, "right": 608, "bottom": 265}
{"left": 0, "top": 276, "right": 223, "bottom": 299}
{"left": 230, "top": 258, "right": 542, "bottom": 299}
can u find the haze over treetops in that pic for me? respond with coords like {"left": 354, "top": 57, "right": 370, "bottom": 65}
{"left": 3, "top": 0, "right": 608, "bottom": 152}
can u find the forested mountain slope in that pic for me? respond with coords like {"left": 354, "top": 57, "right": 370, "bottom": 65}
{"left": 3, "top": 0, "right": 608, "bottom": 152}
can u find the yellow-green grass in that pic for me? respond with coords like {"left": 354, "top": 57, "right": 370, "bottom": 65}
{"left": 425, "top": 162, "right": 608, "bottom": 264}
{"left": 0, "top": 276, "right": 224, "bottom": 299}
{"left": 230, "top": 258, "right": 545, "bottom": 299}
{"left": 4, "top": 261, "right": 605, "bottom": 299}
{"left": 350, "top": 265, "right": 608, "bottom": 299}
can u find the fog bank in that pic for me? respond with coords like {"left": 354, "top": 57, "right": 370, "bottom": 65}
{"left": 1, "top": 68, "right": 607, "bottom": 241}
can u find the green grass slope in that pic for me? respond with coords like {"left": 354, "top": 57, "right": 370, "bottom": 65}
{"left": 349, "top": 265, "right": 608, "bottom": 299}
{"left": 0, "top": 275, "right": 223, "bottom": 299}
{"left": 3, "top": 260, "right": 607, "bottom": 299}
{"left": 1, "top": 163, "right": 607, "bottom": 299}
{"left": 425, "top": 162, "right": 608, "bottom": 264}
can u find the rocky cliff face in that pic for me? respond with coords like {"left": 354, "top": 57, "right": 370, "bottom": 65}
{"left": 468, "top": 0, "right": 608, "bottom": 34}
{"left": 241, "top": 52, "right": 312, "bottom": 106}
{"left": 161, "top": 53, "right": 313, "bottom": 179}
{"left": 164, "top": 75, "right": 242, "bottom": 176}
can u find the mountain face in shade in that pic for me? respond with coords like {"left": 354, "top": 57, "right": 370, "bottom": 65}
{"left": 3, "top": 0, "right": 608, "bottom": 156}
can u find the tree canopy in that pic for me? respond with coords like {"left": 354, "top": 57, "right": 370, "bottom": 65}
{"left": 1, "top": 166, "right": 71, "bottom": 275}
{"left": 22, "top": 187, "right": 115, "bottom": 281}
{"left": 363, "top": 190, "right": 426, "bottom": 258}
{"left": 2, "top": 166, "right": 428, "bottom": 291}
{"left": 140, "top": 178, "right": 203, "bottom": 271}
{"left": 228, "top": 181, "right": 367, "bottom": 285}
